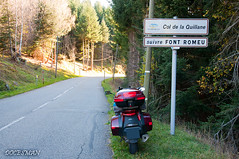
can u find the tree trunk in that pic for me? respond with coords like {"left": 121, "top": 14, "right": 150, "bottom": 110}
{"left": 14, "top": 0, "right": 18, "bottom": 58}
{"left": 82, "top": 39, "right": 85, "bottom": 70}
{"left": 101, "top": 42, "right": 104, "bottom": 71}
{"left": 127, "top": 30, "right": 140, "bottom": 87}
{"left": 18, "top": 0, "right": 23, "bottom": 57}
{"left": 91, "top": 41, "right": 94, "bottom": 71}
{"left": 73, "top": 48, "right": 76, "bottom": 74}
{"left": 41, "top": 44, "right": 44, "bottom": 63}
{"left": 87, "top": 40, "right": 89, "bottom": 71}
{"left": 51, "top": 40, "right": 53, "bottom": 67}
{"left": 55, "top": 36, "right": 59, "bottom": 78}
{"left": 54, "top": 41, "right": 56, "bottom": 64}
{"left": 7, "top": 0, "right": 13, "bottom": 57}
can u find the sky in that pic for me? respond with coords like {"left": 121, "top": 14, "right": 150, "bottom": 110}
{"left": 90, "top": 0, "right": 112, "bottom": 8}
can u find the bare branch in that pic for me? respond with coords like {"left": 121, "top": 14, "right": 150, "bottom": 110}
{"left": 214, "top": 113, "right": 239, "bottom": 153}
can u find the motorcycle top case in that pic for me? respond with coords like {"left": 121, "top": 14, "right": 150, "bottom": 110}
{"left": 114, "top": 88, "right": 145, "bottom": 108}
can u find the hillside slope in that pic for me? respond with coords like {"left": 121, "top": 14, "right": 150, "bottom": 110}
{"left": 0, "top": 57, "right": 78, "bottom": 99}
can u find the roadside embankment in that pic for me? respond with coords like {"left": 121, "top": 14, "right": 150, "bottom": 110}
{"left": 102, "top": 77, "right": 232, "bottom": 159}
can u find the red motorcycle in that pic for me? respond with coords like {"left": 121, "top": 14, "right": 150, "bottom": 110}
{"left": 111, "top": 87, "right": 153, "bottom": 154}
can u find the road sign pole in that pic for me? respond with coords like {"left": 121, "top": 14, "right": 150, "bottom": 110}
{"left": 144, "top": 46, "right": 151, "bottom": 109}
{"left": 170, "top": 16, "right": 178, "bottom": 135}
{"left": 170, "top": 47, "right": 178, "bottom": 135}
{"left": 144, "top": 0, "right": 154, "bottom": 111}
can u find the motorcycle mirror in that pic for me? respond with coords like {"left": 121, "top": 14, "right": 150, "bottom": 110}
{"left": 139, "top": 87, "right": 145, "bottom": 92}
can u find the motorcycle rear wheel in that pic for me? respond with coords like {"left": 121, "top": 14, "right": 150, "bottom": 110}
{"left": 129, "top": 143, "right": 138, "bottom": 154}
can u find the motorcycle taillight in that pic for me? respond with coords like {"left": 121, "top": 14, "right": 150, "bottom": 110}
{"left": 136, "top": 96, "right": 145, "bottom": 100}
{"left": 123, "top": 110, "right": 136, "bottom": 116}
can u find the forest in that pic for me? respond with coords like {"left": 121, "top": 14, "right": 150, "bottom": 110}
{"left": 0, "top": 0, "right": 111, "bottom": 71}
{"left": 0, "top": 0, "right": 238, "bottom": 155}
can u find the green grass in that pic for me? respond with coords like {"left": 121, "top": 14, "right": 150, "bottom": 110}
{"left": 102, "top": 78, "right": 228, "bottom": 159}
{"left": 102, "top": 78, "right": 116, "bottom": 117}
{"left": 102, "top": 78, "right": 115, "bottom": 105}
{"left": 0, "top": 57, "right": 79, "bottom": 99}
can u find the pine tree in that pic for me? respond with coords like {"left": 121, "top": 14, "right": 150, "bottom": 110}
{"left": 0, "top": 1, "right": 9, "bottom": 53}
{"left": 94, "top": 1, "right": 104, "bottom": 24}
{"left": 83, "top": 0, "right": 101, "bottom": 70}
{"left": 100, "top": 18, "right": 109, "bottom": 70}
{"left": 112, "top": 0, "right": 147, "bottom": 86}
{"left": 0, "top": 0, "right": 14, "bottom": 57}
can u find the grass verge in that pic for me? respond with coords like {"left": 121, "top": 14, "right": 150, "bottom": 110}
{"left": 0, "top": 57, "right": 79, "bottom": 99}
{"left": 102, "top": 77, "right": 229, "bottom": 159}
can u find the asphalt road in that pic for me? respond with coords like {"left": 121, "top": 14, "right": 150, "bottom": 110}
{"left": 0, "top": 77, "right": 113, "bottom": 159}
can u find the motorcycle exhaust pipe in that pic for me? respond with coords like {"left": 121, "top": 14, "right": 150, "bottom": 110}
{"left": 142, "top": 134, "right": 149, "bottom": 142}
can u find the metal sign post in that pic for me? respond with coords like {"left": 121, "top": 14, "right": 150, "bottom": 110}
{"left": 170, "top": 46, "right": 178, "bottom": 135}
{"left": 170, "top": 16, "right": 178, "bottom": 135}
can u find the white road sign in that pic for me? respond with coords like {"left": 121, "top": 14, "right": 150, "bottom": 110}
{"left": 144, "top": 18, "right": 209, "bottom": 35}
{"left": 144, "top": 37, "right": 208, "bottom": 48}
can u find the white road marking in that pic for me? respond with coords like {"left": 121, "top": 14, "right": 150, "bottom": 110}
{"left": 0, "top": 116, "right": 25, "bottom": 132}
{"left": 33, "top": 87, "right": 74, "bottom": 112}
{"left": 32, "top": 102, "right": 49, "bottom": 112}
{"left": 54, "top": 87, "right": 74, "bottom": 100}
{"left": 53, "top": 94, "right": 63, "bottom": 100}
{"left": 0, "top": 87, "right": 75, "bottom": 133}
{"left": 63, "top": 87, "right": 74, "bottom": 94}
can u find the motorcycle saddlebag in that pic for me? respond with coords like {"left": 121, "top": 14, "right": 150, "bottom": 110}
{"left": 143, "top": 113, "right": 153, "bottom": 131}
{"left": 111, "top": 116, "right": 120, "bottom": 136}
{"left": 114, "top": 89, "right": 145, "bottom": 108}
